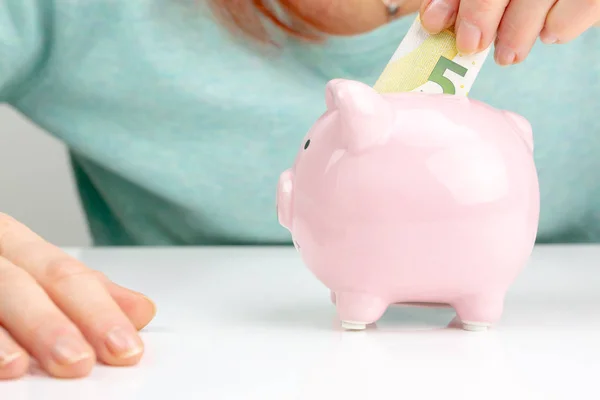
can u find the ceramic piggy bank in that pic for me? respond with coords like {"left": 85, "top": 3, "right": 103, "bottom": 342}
{"left": 277, "top": 79, "right": 540, "bottom": 332}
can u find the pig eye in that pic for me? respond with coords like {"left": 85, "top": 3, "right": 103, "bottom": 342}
{"left": 304, "top": 139, "right": 311, "bottom": 150}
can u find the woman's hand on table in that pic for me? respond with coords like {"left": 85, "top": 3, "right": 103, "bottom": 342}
{"left": 0, "top": 213, "right": 156, "bottom": 379}
{"left": 419, "top": 0, "right": 600, "bottom": 65}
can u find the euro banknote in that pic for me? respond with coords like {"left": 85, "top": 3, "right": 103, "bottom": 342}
{"left": 374, "top": 16, "right": 492, "bottom": 96}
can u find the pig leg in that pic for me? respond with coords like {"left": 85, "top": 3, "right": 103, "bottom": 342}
{"left": 335, "top": 292, "right": 388, "bottom": 331}
{"left": 330, "top": 291, "right": 336, "bottom": 305}
{"left": 452, "top": 293, "right": 506, "bottom": 332}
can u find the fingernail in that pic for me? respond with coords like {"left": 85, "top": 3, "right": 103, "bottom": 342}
{"left": 106, "top": 327, "right": 143, "bottom": 359}
{"left": 0, "top": 351, "right": 22, "bottom": 368}
{"left": 540, "top": 29, "right": 558, "bottom": 44}
{"left": 422, "top": 0, "right": 454, "bottom": 33}
{"left": 456, "top": 20, "right": 482, "bottom": 54}
{"left": 52, "top": 336, "right": 93, "bottom": 365}
{"left": 495, "top": 44, "right": 516, "bottom": 66}
{"left": 142, "top": 295, "right": 157, "bottom": 315}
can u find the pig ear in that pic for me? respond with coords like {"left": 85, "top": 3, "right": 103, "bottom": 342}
{"left": 325, "top": 79, "right": 344, "bottom": 111}
{"left": 325, "top": 79, "right": 394, "bottom": 154}
{"left": 504, "top": 111, "right": 534, "bottom": 151}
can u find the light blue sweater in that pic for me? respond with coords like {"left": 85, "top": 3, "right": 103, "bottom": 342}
{"left": 2, "top": 0, "right": 599, "bottom": 244}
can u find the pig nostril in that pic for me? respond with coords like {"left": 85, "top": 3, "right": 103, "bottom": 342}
{"left": 304, "top": 139, "right": 311, "bottom": 150}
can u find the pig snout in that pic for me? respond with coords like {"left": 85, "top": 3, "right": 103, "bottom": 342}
{"left": 277, "top": 169, "right": 294, "bottom": 230}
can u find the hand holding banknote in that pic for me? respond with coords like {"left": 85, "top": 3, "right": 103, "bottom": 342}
{"left": 418, "top": 0, "right": 600, "bottom": 65}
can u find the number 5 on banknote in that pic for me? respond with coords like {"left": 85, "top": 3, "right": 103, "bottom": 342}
{"left": 428, "top": 57, "right": 468, "bottom": 95}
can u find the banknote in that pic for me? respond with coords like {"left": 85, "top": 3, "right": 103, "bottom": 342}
{"left": 373, "top": 16, "right": 492, "bottom": 96}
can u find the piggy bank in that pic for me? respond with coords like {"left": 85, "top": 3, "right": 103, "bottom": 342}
{"left": 277, "top": 79, "right": 540, "bottom": 331}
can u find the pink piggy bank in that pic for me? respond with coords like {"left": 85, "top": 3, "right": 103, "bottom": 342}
{"left": 277, "top": 79, "right": 540, "bottom": 331}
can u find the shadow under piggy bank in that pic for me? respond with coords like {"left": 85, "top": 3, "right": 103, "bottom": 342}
{"left": 276, "top": 79, "right": 540, "bottom": 333}
{"left": 250, "top": 300, "right": 463, "bottom": 333}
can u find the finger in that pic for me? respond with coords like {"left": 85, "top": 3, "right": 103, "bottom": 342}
{"left": 0, "top": 215, "right": 144, "bottom": 367}
{"left": 541, "top": 0, "right": 600, "bottom": 44}
{"left": 0, "top": 256, "right": 96, "bottom": 378}
{"left": 99, "top": 275, "right": 157, "bottom": 331}
{"left": 455, "top": 0, "right": 510, "bottom": 54}
{"left": 421, "top": 0, "right": 460, "bottom": 34}
{"left": 0, "top": 326, "right": 29, "bottom": 380}
{"left": 495, "top": 0, "right": 555, "bottom": 65}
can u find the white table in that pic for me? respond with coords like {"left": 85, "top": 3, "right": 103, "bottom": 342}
{"left": 1, "top": 245, "right": 599, "bottom": 399}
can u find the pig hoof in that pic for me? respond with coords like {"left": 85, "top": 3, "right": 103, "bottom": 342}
{"left": 341, "top": 321, "right": 367, "bottom": 331}
{"left": 453, "top": 293, "right": 505, "bottom": 331}
{"left": 461, "top": 321, "right": 491, "bottom": 332}
{"left": 335, "top": 292, "right": 388, "bottom": 327}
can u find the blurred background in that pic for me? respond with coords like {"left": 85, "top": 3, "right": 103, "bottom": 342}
{"left": 0, "top": 105, "right": 91, "bottom": 246}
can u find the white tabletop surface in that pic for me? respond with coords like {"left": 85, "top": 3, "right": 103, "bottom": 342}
{"left": 1, "top": 245, "right": 599, "bottom": 399}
